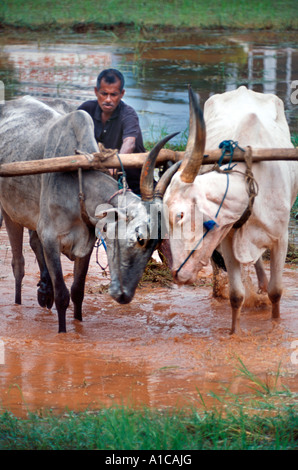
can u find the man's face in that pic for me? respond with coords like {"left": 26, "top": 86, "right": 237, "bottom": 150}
{"left": 94, "top": 79, "right": 125, "bottom": 115}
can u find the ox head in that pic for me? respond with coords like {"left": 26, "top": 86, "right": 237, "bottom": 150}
{"left": 159, "top": 86, "right": 250, "bottom": 284}
{"left": 95, "top": 133, "right": 179, "bottom": 304}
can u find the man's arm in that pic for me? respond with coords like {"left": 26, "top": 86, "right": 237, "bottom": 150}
{"left": 108, "top": 137, "right": 136, "bottom": 179}
{"left": 120, "top": 136, "right": 136, "bottom": 154}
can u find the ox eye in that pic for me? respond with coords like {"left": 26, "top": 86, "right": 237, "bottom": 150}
{"left": 137, "top": 235, "right": 145, "bottom": 247}
{"left": 176, "top": 212, "right": 184, "bottom": 223}
{"left": 135, "top": 227, "right": 145, "bottom": 247}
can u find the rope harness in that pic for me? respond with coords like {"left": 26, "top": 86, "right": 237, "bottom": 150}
{"left": 175, "top": 140, "right": 259, "bottom": 276}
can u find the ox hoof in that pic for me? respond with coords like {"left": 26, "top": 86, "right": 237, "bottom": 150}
{"left": 271, "top": 316, "right": 281, "bottom": 326}
{"left": 74, "top": 313, "right": 83, "bottom": 322}
{"left": 37, "top": 281, "right": 54, "bottom": 309}
{"left": 229, "top": 322, "right": 242, "bottom": 335}
{"left": 229, "top": 325, "right": 245, "bottom": 336}
{"left": 115, "top": 293, "right": 132, "bottom": 304}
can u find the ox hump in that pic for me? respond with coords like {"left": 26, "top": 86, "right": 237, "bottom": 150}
{"left": 204, "top": 86, "right": 292, "bottom": 149}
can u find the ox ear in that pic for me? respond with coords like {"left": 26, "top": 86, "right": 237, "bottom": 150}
{"left": 95, "top": 205, "right": 126, "bottom": 241}
{"left": 180, "top": 86, "right": 206, "bottom": 184}
{"left": 140, "top": 132, "right": 180, "bottom": 202}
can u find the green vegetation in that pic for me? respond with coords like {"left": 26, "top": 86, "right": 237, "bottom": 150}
{"left": 1, "top": 360, "right": 297, "bottom": 450}
{"left": 292, "top": 134, "right": 298, "bottom": 148}
{"left": 0, "top": 405, "right": 296, "bottom": 450}
{"left": 0, "top": 0, "right": 297, "bottom": 31}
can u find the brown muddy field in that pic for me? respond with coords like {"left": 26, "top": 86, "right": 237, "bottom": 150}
{"left": 0, "top": 226, "right": 297, "bottom": 417}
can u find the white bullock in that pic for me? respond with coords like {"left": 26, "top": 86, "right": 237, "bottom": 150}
{"left": 161, "top": 86, "right": 298, "bottom": 334}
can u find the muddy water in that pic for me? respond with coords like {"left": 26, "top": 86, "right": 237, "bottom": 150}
{"left": 0, "top": 227, "right": 297, "bottom": 416}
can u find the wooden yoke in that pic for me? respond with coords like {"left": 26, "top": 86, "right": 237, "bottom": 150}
{"left": 0, "top": 147, "right": 297, "bottom": 177}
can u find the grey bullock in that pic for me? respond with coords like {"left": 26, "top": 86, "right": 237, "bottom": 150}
{"left": 0, "top": 96, "right": 170, "bottom": 333}
{"left": 158, "top": 86, "right": 298, "bottom": 334}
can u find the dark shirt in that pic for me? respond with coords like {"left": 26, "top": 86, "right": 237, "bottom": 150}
{"left": 78, "top": 99, "right": 145, "bottom": 194}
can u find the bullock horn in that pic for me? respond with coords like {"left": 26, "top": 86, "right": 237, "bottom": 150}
{"left": 153, "top": 161, "right": 182, "bottom": 200}
{"left": 180, "top": 85, "right": 206, "bottom": 184}
{"left": 140, "top": 132, "right": 180, "bottom": 201}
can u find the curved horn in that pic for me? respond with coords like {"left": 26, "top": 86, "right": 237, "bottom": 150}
{"left": 153, "top": 161, "right": 182, "bottom": 200}
{"left": 180, "top": 85, "right": 206, "bottom": 184}
{"left": 140, "top": 132, "right": 180, "bottom": 201}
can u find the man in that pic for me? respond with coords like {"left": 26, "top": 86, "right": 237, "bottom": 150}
{"left": 78, "top": 69, "right": 145, "bottom": 194}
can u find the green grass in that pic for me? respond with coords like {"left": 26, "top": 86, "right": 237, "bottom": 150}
{"left": 0, "top": 360, "right": 297, "bottom": 450}
{"left": 0, "top": 0, "right": 297, "bottom": 31}
{"left": 0, "top": 404, "right": 297, "bottom": 450}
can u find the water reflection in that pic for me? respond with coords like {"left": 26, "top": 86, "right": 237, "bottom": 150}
{"left": 0, "top": 31, "right": 297, "bottom": 142}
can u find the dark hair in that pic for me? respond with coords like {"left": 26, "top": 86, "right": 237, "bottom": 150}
{"left": 96, "top": 69, "right": 125, "bottom": 91}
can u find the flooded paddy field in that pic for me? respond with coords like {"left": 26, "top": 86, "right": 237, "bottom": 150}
{"left": 0, "top": 227, "right": 297, "bottom": 416}
{"left": 0, "top": 29, "right": 298, "bottom": 140}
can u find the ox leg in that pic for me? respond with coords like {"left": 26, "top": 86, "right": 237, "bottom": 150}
{"left": 228, "top": 263, "right": 245, "bottom": 334}
{"left": 71, "top": 251, "right": 93, "bottom": 322}
{"left": 2, "top": 211, "right": 24, "bottom": 305}
{"left": 221, "top": 237, "right": 245, "bottom": 334}
{"left": 29, "top": 230, "right": 54, "bottom": 309}
{"left": 41, "top": 239, "right": 70, "bottom": 333}
{"left": 267, "top": 239, "right": 287, "bottom": 321}
{"left": 254, "top": 257, "right": 268, "bottom": 293}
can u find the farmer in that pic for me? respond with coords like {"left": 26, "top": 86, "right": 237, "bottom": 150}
{"left": 78, "top": 68, "right": 145, "bottom": 194}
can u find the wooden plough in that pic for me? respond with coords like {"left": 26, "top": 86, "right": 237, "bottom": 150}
{"left": 0, "top": 146, "right": 297, "bottom": 177}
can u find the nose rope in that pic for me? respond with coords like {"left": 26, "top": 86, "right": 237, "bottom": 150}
{"left": 175, "top": 224, "right": 213, "bottom": 277}
{"left": 175, "top": 173, "right": 229, "bottom": 277}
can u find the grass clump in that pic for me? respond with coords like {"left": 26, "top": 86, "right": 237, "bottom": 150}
{"left": 1, "top": 402, "right": 297, "bottom": 450}
{"left": 0, "top": 0, "right": 297, "bottom": 31}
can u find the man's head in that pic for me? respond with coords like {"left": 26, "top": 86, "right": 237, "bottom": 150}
{"left": 96, "top": 69, "right": 125, "bottom": 91}
{"left": 94, "top": 69, "right": 125, "bottom": 116}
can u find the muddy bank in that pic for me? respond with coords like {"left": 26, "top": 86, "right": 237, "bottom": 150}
{"left": 0, "top": 227, "right": 297, "bottom": 417}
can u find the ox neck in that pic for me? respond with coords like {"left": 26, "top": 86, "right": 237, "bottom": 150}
{"left": 176, "top": 161, "right": 257, "bottom": 276}
{"left": 176, "top": 171, "right": 230, "bottom": 277}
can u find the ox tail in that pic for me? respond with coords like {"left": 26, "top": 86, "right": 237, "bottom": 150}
{"left": 211, "top": 250, "right": 227, "bottom": 271}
